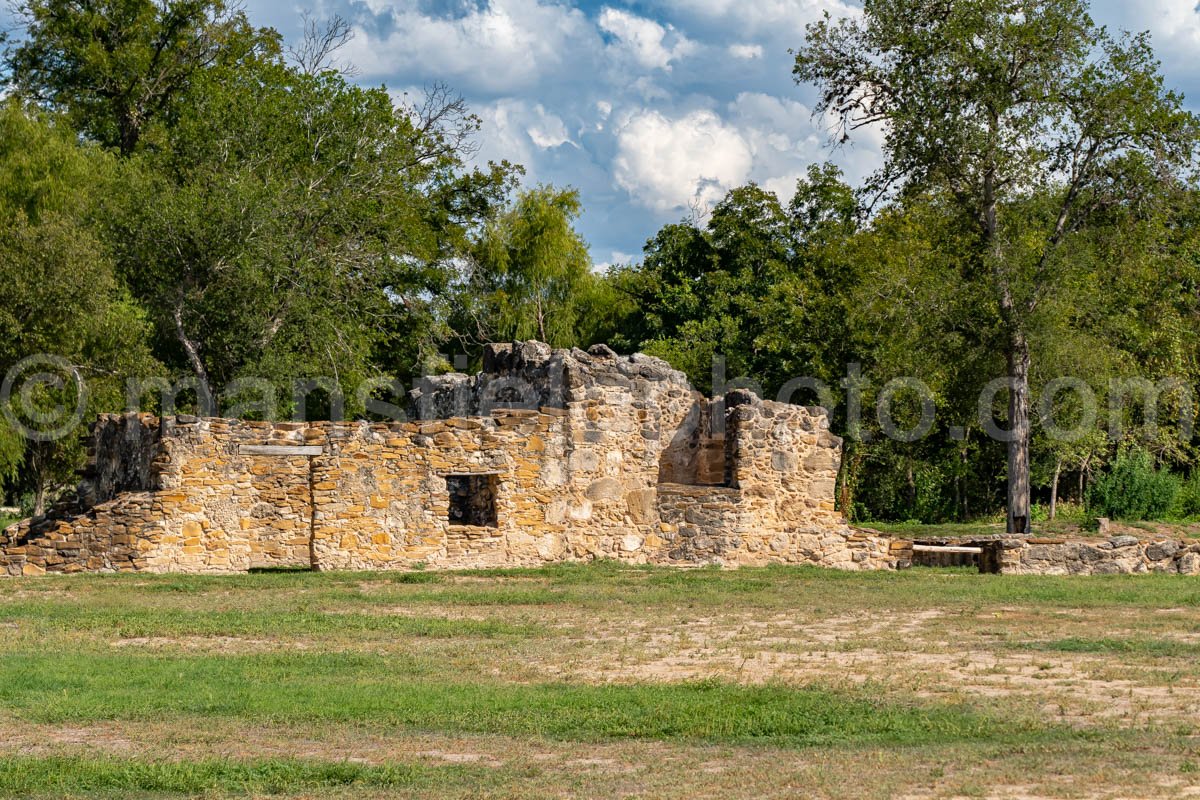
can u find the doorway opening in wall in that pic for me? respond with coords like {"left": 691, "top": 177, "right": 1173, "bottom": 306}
{"left": 444, "top": 473, "right": 499, "bottom": 527}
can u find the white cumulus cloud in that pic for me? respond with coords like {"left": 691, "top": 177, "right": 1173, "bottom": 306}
{"left": 598, "top": 7, "right": 695, "bottom": 71}
{"left": 730, "top": 91, "right": 884, "bottom": 193}
{"left": 595, "top": 250, "right": 640, "bottom": 271}
{"left": 526, "top": 104, "right": 573, "bottom": 149}
{"left": 345, "top": 0, "right": 596, "bottom": 94}
{"left": 472, "top": 100, "right": 577, "bottom": 180}
{"left": 654, "top": 0, "right": 859, "bottom": 40}
{"left": 728, "top": 43, "right": 764, "bottom": 59}
{"left": 1138, "top": 0, "right": 1200, "bottom": 64}
{"left": 614, "top": 108, "right": 753, "bottom": 213}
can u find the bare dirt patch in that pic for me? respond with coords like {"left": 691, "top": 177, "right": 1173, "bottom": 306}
{"left": 110, "top": 635, "right": 310, "bottom": 652}
{"left": 552, "top": 607, "right": 1200, "bottom": 728}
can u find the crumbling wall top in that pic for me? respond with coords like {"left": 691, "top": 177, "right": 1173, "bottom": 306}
{"left": 407, "top": 341, "right": 692, "bottom": 420}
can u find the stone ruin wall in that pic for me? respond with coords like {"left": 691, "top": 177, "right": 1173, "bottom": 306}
{"left": 1, "top": 342, "right": 907, "bottom": 576}
{"left": 984, "top": 536, "right": 1200, "bottom": 576}
{"left": 909, "top": 531, "right": 1200, "bottom": 576}
{"left": 5, "top": 342, "right": 1200, "bottom": 579}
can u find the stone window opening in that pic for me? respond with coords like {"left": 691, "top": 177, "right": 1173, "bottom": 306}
{"left": 445, "top": 473, "right": 499, "bottom": 527}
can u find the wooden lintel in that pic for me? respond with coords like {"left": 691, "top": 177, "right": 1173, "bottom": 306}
{"left": 912, "top": 544, "right": 983, "bottom": 554}
{"left": 239, "top": 445, "right": 324, "bottom": 456}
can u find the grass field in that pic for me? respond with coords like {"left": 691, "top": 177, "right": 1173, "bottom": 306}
{"left": 1, "top": 564, "right": 1199, "bottom": 798}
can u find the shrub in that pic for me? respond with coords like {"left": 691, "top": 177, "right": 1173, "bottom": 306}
{"left": 1086, "top": 449, "right": 1179, "bottom": 522}
{"left": 1170, "top": 472, "right": 1200, "bottom": 521}
{"left": 1050, "top": 500, "right": 1087, "bottom": 523}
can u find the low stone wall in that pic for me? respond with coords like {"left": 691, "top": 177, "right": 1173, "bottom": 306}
{"left": 0, "top": 493, "right": 158, "bottom": 575}
{"left": 991, "top": 536, "right": 1200, "bottom": 575}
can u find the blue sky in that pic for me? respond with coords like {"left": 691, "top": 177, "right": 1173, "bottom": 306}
{"left": 304, "top": 0, "right": 1200, "bottom": 267}
{"left": 12, "top": 0, "right": 1200, "bottom": 266}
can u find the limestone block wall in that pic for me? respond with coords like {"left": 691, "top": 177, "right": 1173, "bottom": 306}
{"left": 0, "top": 414, "right": 167, "bottom": 575}
{"left": 0, "top": 492, "right": 159, "bottom": 575}
{"left": 153, "top": 418, "right": 316, "bottom": 571}
{"left": 988, "top": 536, "right": 1200, "bottom": 575}
{"left": 309, "top": 411, "right": 574, "bottom": 570}
{"left": 1, "top": 342, "right": 907, "bottom": 576}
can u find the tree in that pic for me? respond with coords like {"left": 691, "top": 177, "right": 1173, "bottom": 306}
{"left": 104, "top": 55, "right": 513, "bottom": 410}
{"left": 839, "top": 179, "right": 1200, "bottom": 523}
{"left": 794, "top": 0, "right": 1199, "bottom": 532}
{"left": 0, "top": 101, "right": 158, "bottom": 513}
{"left": 4, "top": 0, "right": 273, "bottom": 154}
{"left": 285, "top": 12, "right": 355, "bottom": 77}
{"left": 462, "top": 186, "right": 597, "bottom": 348}
{"left": 6, "top": 0, "right": 516, "bottom": 410}
{"left": 609, "top": 185, "right": 796, "bottom": 394}
{"left": 610, "top": 174, "right": 860, "bottom": 399}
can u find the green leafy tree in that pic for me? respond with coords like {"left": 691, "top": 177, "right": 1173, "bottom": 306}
{"left": 462, "top": 186, "right": 597, "bottom": 348}
{"left": 0, "top": 101, "right": 158, "bottom": 513}
{"left": 612, "top": 183, "right": 818, "bottom": 395}
{"left": 4, "top": 0, "right": 273, "bottom": 154}
{"left": 795, "top": 0, "right": 1199, "bottom": 532}
{"left": 842, "top": 185, "right": 1197, "bottom": 522}
{"left": 105, "top": 58, "right": 512, "bottom": 410}
{"left": 841, "top": 193, "right": 997, "bottom": 521}
{"left": 608, "top": 169, "right": 864, "bottom": 403}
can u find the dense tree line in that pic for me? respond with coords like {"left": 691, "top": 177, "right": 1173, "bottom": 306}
{"left": 0, "top": 0, "right": 553, "bottom": 510}
{"left": 1, "top": 0, "right": 1198, "bottom": 525}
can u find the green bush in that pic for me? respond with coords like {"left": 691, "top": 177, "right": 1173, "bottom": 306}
{"left": 1170, "top": 472, "right": 1200, "bottom": 521}
{"left": 1049, "top": 500, "right": 1088, "bottom": 523}
{"left": 1086, "top": 449, "right": 1179, "bottom": 522}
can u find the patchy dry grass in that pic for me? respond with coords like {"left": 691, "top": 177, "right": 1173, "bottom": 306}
{"left": 1, "top": 563, "right": 1199, "bottom": 798}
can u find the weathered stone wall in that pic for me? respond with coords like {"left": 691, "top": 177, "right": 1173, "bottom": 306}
{"left": 988, "top": 535, "right": 1200, "bottom": 575}
{"left": 0, "top": 414, "right": 166, "bottom": 575}
{"left": 82, "top": 413, "right": 162, "bottom": 505}
{"left": 153, "top": 418, "right": 316, "bottom": 571}
{"left": 1, "top": 342, "right": 906, "bottom": 576}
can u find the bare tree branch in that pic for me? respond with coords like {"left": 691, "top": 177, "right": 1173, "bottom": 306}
{"left": 286, "top": 12, "right": 357, "bottom": 77}
{"left": 397, "top": 82, "right": 481, "bottom": 166}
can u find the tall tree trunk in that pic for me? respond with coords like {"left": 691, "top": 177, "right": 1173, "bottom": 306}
{"left": 172, "top": 300, "right": 214, "bottom": 415}
{"left": 1007, "top": 332, "right": 1032, "bottom": 534}
{"left": 954, "top": 474, "right": 961, "bottom": 522}
{"left": 1049, "top": 458, "right": 1062, "bottom": 520}
{"left": 118, "top": 108, "right": 141, "bottom": 156}
{"left": 33, "top": 483, "right": 46, "bottom": 518}
{"left": 960, "top": 443, "right": 970, "bottom": 520}
{"left": 1078, "top": 452, "right": 1092, "bottom": 504}
{"left": 982, "top": 159, "right": 1032, "bottom": 533}
{"left": 30, "top": 445, "right": 47, "bottom": 517}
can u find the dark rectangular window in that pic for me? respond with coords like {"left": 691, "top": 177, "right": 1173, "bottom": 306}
{"left": 445, "top": 474, "right": 498, "bottom": 527}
